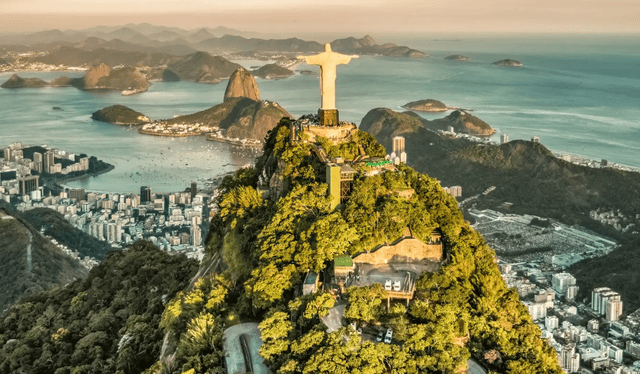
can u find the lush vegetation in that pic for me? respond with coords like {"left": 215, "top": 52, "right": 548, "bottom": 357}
{"left": 0, "top": 241, "right": 199, "bottom": 374}
{"left": 0, "top": 117, "right": 565, "bottom": 374}
{"left": 22, "top": 208, "right": 115, "bottom": 260}
{"left": 0, "top": 207, "right": 87, "bottom": 312}
{"left": 570, "top": 237, "right": 640, "bottom": 312}
{"left": 162, "top": 118, "right": 562, "bottom": 373}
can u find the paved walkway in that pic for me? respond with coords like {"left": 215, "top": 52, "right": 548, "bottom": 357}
{"left": 467, "top": 359, "right": 487, "bottom": 374}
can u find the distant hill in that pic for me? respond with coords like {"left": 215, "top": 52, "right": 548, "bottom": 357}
{"left": 33, "top": 45, "right": 175, "bottom": 67}
{"left": 360, "top": 109, "right": 640, "bottom": 236}
{"left": 188, "top": 28, "right": 215, "bottom": 43}
{"left": 360, "top": 107, "right": 495, "bottom": 137}
{"left": 167, "top": 51, "right": 243, "bottom": 83}
{"left": 198, "top": 34, "right": 322, "bottom": 53}
{"left": 331, "top": 35, "right": 426, "bottom": 57}
{"left": 0, "top": 207, "right": 87, "bottom": 312}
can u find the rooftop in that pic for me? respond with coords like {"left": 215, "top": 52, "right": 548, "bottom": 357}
{"left": 334, "top": 254, "right": 353, "bottom": 268}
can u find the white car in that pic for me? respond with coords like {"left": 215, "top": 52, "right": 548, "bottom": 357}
{"left": 384, "top": 328, "right": 393, "bottom": 344}
{"left": 393, "top": 280, "right": 401, "bottom": 291}
{"left": 384, "top": 279, "right": 392, "bottom": 290}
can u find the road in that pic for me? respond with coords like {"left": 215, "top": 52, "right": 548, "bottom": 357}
{"left": 467, "top": 359, "right": 487, "bottom": 374}
{"left": 26, "top": 230, "right": 32, "bottom": 273}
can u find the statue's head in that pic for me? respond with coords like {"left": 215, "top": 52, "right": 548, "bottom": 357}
{"left": 324, "top": 43, "right": 332, "bottom": 52}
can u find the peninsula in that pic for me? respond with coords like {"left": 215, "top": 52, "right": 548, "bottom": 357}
{"left": 138, "top": 67, "right": 290, "bottom": 143}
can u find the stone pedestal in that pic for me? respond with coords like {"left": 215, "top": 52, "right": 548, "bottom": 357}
{"left": 319, "top": 109, "right": 339, "bottom": 127}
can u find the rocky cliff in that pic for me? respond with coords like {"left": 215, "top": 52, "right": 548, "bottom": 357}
{"left": 92, "top": 104, "right": 150, "bottom": 125}
{"left": 224, "top": 68, "right": 260, "bottom": 102}
{"left": 252, "top": 63, "right": 294, "bottom": 79}
{"left": 82, "top": 63, "right": 111, "bottom": 87}
{"left": 94, "top": 66, "right": 150, "bottom": 92}
{"left": 1, "top": 74, "right": 49, "bottom": 88}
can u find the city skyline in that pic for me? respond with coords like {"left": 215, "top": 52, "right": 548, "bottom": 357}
{"left": 1, "top": 0, "right": 639, "bottom": 34}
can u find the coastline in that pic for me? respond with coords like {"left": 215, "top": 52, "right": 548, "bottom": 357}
{"left": 55, "top": 164, "right": 115, "bottom": 186}
{"left": 206, "top": 134, "right": 263, "bottom": 148}
{"left": 137, "top": 128, "right": 208, "bottom": 137}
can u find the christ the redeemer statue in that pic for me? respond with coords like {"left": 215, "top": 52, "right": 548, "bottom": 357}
{"left": 299, "top": 43, "right": 358, "bottom": 126}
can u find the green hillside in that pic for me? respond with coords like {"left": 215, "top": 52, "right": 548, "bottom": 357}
{"left": 0, "top": 208, "right": 87, "bottom": 312}
{"left": 148, "top": 118, "right": 562, "bottom": 374}
{"left": 0, "top": 241, "right": 199, "bottom": 374}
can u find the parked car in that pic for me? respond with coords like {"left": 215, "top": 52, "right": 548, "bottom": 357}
{"left": 384, "top": 279, "right": 392, "bottom": 290}
{"left": 384, "top": 328, "right": 393, "bottom": 344}
{"left": 393, "top": 280, "right": 401, "bottom": 291}
{"left": 376, "top": 330, "right": 384, "bottom": 342}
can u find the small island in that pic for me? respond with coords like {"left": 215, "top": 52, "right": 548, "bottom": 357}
{"left": 445, "top": 55, "right": 470, "bottom": 61}
{"left": 252, "top": 63, "right": 295, "bottom": 79}
{"left": 91, "top": 105, "right": 150, "bottom": 125}
{"left": 1, "top": 64, "right": 151, "bottom": 95}
{"left": 403, "top": 99, "right": 450, "bottom": 112}
{"left": 1, "top": 74, "right": 49, "bottom": 89}
{"left": 493, "top": 59, "right": 523, "bottom": 67}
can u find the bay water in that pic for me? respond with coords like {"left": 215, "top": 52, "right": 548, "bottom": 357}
{"left": 1, "top": 34, "right": 639, "bottom": 193}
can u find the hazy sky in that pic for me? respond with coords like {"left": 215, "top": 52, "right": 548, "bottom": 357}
{"left": 1, "top": 0, "right": 639, "bottom": 34}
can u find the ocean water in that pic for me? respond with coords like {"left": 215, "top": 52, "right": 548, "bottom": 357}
{"left": 1, "top": 35, "right": 639, "bottom": 192}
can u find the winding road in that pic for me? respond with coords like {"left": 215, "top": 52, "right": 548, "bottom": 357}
{"left": 26, "top": 230, "right": 32, "bottom": 273}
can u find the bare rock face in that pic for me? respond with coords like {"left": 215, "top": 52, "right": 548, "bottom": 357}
{"left": 224, "top": 68, "right": 260, "bottom": 102}
{"left": 83, "top": 63, "right": 111, "bottom": 88}
{"left": 222, "top": 99, "right": 289, "bottom": 140}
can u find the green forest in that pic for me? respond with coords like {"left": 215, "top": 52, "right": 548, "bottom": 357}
{"left": 0, "top": 117, "right": 563, "bottom": 374}
{"left": 148, "top": 118, "right": 562, "bottom": 373}
{"left": 0, "top": 241, "right": 199, "bottom": 374}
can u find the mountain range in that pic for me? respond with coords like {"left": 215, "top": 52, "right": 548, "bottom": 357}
{"left": 0, "top": 24, "right": 425, "bottom": 60}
